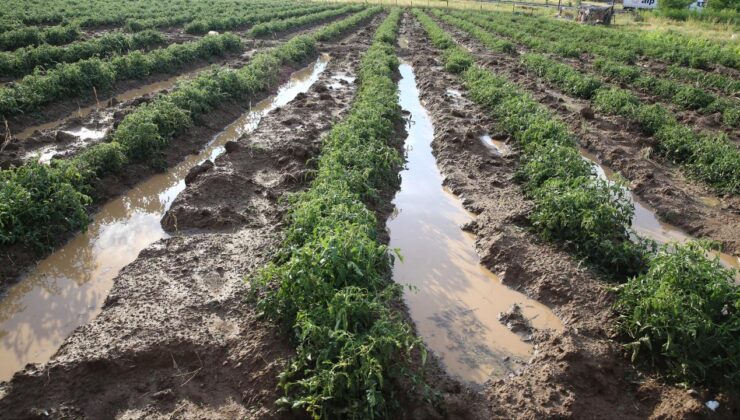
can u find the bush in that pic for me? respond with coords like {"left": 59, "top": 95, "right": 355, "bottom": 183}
{"left": 593, "top": 87, "right": 639, "bottom": 116}
{"left": 673, "top": 86, "right": 714, "bottom": 110}
{"left": 0, "top": 162, "right": 90, "bottom": 249}
{"left": 443, "top": 48, "right": 473, "bottom": 74}
{"left": 616, "top": 241, "right": 739, "bottom": 389}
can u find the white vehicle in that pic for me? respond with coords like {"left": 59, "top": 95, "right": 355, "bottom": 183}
{"left": 623, "top": 0, "right": 658, "bottom": 10}
{"left": 623, "top": 0, "right": 707, "bottom": 11}
{"left": 688, "top": 1, "right": 706, "bottom": 11}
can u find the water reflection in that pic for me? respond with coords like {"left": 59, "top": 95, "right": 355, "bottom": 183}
{"left": 580, "top": 148, "right": 739, "bottom": 278}
{"left": 0, "top": 54, "right": 330, "bottom": 382}
{"left": 388, "top": 62, "right": 562, "bottom": 385}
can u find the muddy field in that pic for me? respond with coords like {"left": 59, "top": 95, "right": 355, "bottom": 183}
{"left": 0, "top": 4, "right": 738, "bottom": 419}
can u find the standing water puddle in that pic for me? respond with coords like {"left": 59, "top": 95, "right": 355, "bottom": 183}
{"left": 580, "top": 149, "right": 740, "bottom": 278}
{"left": 13, "top": 67, "right": 208, "bottom": 140}
{"left": 0, "top": 54, "right": 331, "bottom": 382}
{"left": 388, "top": 62, "right": 563, "bottom": 385}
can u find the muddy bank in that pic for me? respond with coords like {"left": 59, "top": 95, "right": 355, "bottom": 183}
{"left": 0, "top": 14, "right": 352, "bottom": 138}
{"left": 0, "top": 13, "right": 386, "bottom": 292}
{"left": 0, "top": 28, "right": 374, "bottom": 418}
{"left": 0, "top": 53, "right": 302, "bottom": 290}
{"left": 401, "top": 14, "right": 736, "bottom": 419}
{"left": 434, "top": 16, "right": 740, "bottom": 258}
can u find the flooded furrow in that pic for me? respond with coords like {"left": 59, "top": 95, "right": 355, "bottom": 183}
{"left": 13, "top": 67, "right": 210, "bottom": 141}
{"left": 0, "top": 54, "right": 331, "bottom": 382}
{"left": 579, "top": 149, "right": 740, "bottom": 278}
{"left": 388, "top": 61, "right": 563, "bottom": 386}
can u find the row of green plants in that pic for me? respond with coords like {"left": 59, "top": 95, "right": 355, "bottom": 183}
{"left": 0, "top": 33, "right": 242, "bottom": 116}
{"left": 415, "top": 9, "right": 739, "bottom": 391}
{"left": 0, "top": 9, "right": 379, "bottom": 252}
{"left": 251, "top": 9, "right": 433, "bottom": 418}
{"left": 591, "top": 58, "right": 740, "bottom": 127}
{"left": 432, "top": 11, "right": 514, "bottom": 54}
{"left": 184, "top": 3, "right": 335, "bottom": 35}
{"left": 0, "top": 29, "right": 165, "bottom": 78}
{"left": 439, "top": 10, "right": 740, "bottom": 128}
{"left": 0, "top": 24, "right": 79, "bottom": 51}
{"left": 439, "top": 12, "right": 740, "bottom": 195}
{"left": 665, "top": 64, "right": 740, "bottom": 97}
{"left": 249, "top": 4, "right": 364, "bottom": 37}
{"left": 592, "top": 87, "right": 739, "bottom": 194}
{"left": 450, "top": 9, "right": 739, "bottom": 78}
{"left": 0, "top": 0, "right": 287, "bottom": 31}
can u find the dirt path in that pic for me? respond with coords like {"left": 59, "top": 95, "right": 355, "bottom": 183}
{"left": 434, "top": 16, "right": 740, "bottom": 257}
{"left": 399, "top": 13, "right": 734, "bottom": 419}
{"left": 0, "top": 24, "right": 380, "bottom": 418}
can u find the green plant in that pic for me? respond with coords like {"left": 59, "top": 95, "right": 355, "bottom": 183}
{"left": 251, "top": 10, "right": 432, "bottom": 418}
{"left": 616, "top": 241, "right": 739, "bottom": 389}
{"left": 0, "top": 161, "right": 90, "bottom": 249}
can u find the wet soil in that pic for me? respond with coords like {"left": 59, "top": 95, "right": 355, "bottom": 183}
{"left": 0, "top": 14, "right": 386, "bottom": 292}
{"left": 0, "top": 53, "right": 333, "bottom": 384}
{"left": 388, "top": 59, "right": 562, "bottom": 385}
{"left": 400, "top": 14, "right": 737, "bottom": 419}
{"left": 434, "top": 15, "right": 740, "bottom": 258}
{"left": 0, "top": 25, "right": 376, "bottom": 418}
{"left": 0, "top": 14, "right": 347, "bottom": 139}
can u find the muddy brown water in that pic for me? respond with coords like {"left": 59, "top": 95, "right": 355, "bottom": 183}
{"left": 13, "top": 67, "right": 209, "bottom": 141}
{"left": 580, "top": 148, "right": 740, "bottom": 279}
{"left": 388, "top": 62, "right": 563, "bottom": 386}
{"left": 0, "top": 54, "right": 331, "bottom": 382}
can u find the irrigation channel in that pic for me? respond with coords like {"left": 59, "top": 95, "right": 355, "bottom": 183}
{"left": 578, "top": 148, "right": 740, "bottom": 280}
{"left": 13, "top": 67, "right": 208, "bottom": 141}
{"left": 0, "top": 54, "right": 331, "bottom": 382}
{"left": 388, "top": 61, "right": 563, "bottom": 385}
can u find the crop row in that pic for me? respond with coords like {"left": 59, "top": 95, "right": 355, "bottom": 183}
{"left": 443, "top": 10, "right": 740, "bottom": 127}
{"left": 415, "top": 9, "right": 739, "bottom": 391}
{"left": 449, "top": 9, "right": 740, "bottom": 89}
{"left": 437, "top": 12, "right": 740, "bottom": 195}
{"left": 591, "top": 58, "right": 740, "bottom": 127}
{"left": 184, "top": 3, "right": 337, "bottom": 35}
{"left": 251, "top": 9, "right": 433, "bottom": 419}
{"left": 0, "top": 33, "right": 242, "bottom": 117}
{"left": 501, "top": 9, "right": 737, "bottom": 70}
{"left": 0, "top": 24, "right": 80, "bottom": 51}
{"left": 0, "top": 9, "right": 380, "bottom": 253}
{"left": 0, "top": 0, "right": 290, "bottom": 31}
{"left": 0, "top": 29, "right": 165, "bottom": 78}
{"left": 249, "top": 4, "right": 365, "bottom": 37}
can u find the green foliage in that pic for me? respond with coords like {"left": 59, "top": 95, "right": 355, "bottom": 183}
{"left": 0, "top": 161, "right": 90, "bottom": 249}
{"left": 616, "top": 241, "right": 739, "bottom": 389}
{"left": 0, "top": 11, "right": 379, "bottom": 252}
{"left": 593, "top": 87, "right": 639, "bottom": 115}
{"left": 252, "top": 10, "right": 430, "bottom": 418}
{"left": 433, "top": 10, "right": 515, "bottom": 54}
{"left": 417, "top": 6, "right": 739, "bottom": 390}
{"left": 0, "top": 33, "right": 242, "bottom": 117}
{"left": 313, "top": 7, "right": 382, "bottom": 42}
{"left": 412, "top": 9, "right": 455, "bottom": 49}
{"left": 0, "top": 24, "right": 79, "bottom": 51}
{"left": 183, "top": 3, "right": 334, "bottom": 35}
{"left": 443, "top": 48, "right": 473, "bottom": 74}
{"left": 248, "top": 5, "right": 363, "bottom": 38}
{"left": 0, "top": 30, "right": 165, "bottom": 78}
{"left": 461, "top": 63, "right": 649, "bottom": 277}
{"left": 659, "top": 0, "right": 693, "bottom": 9}
{"left": 593, "top": 87, "right": 740, "bottom": 194}
{"left": 520, "top": 54, "right": 601, "bottom": 99}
